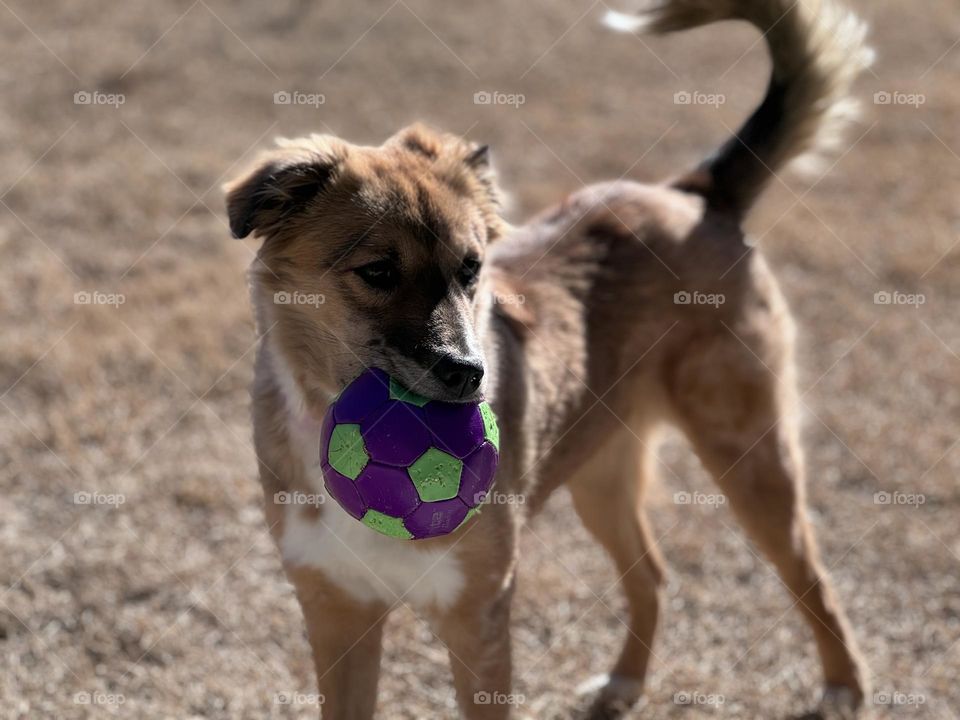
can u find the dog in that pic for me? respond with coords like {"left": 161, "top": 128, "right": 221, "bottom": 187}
{"left": 225, "top": 0, "right": 873, "bottom": 716}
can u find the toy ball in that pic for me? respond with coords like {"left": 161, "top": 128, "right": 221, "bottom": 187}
{"left": 319, "top": 368, "right": 500, "bottom": 540}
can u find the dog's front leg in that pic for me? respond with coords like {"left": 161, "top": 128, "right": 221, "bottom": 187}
{"left": 434, "top": 577, "right": 516, "bottom": 719}
{"left": 288, "top": 566, "right": 390, "bottom": 719}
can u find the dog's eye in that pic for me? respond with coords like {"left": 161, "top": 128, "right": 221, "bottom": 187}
{"left": 354, "top": 259, "right": 399, "bottom": 290}
{"left": 457, "top": 257, "right": 482, "bottom": 287}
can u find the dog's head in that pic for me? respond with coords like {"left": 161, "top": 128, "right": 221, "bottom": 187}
{"left": 225, "top": 124, "right": 505, "bottom": 410}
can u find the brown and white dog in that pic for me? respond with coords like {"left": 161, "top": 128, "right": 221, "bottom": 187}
{"left": 225, "top": 0, "right": 873, "bottom": 717}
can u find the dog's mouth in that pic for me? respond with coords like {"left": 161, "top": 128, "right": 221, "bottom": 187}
{"left": 380, "top": 356, "right": 485, "bottom": 405}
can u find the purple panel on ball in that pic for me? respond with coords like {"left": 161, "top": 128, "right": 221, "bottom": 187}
{"left": 360, "top": 401, "right": 431, "bottom": 467}
{"left": 458, "top": 442, "right": 499, "bottom": 507}
{"left": 404, "top": 498, "right": 470, "bottom": 539}
{"left": 333, "top": 368, "right": 390, "bottom": 424}
{"left": 355, "top": 462, "right": 421, "bottom": 518}
{"left": 322, "top": 463, "right": 366, "bottom": 519}
{"left": 424, "top": 401, "right": 485, "bottom": 458}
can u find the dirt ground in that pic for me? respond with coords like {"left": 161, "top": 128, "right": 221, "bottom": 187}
{"left": 1, "top": 0, "right": 958, "bottom": 718}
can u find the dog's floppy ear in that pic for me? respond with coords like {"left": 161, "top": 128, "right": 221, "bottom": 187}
{"left": 224, "top": 135, "right": 346, "bottom": 239}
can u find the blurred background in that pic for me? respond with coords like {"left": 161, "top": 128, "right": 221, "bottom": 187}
{"left": 1, "top": 0, "right": 958, "bottom": 717}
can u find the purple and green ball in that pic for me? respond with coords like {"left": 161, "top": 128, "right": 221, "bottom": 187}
{"left": 319, "top": 368, "right": 500, "bottom": 540}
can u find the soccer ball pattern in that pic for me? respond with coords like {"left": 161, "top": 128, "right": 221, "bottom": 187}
{"left": 319, "top": 368, "right": 500, "bottom": 540}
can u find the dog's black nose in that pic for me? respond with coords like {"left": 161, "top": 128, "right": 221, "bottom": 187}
{"left": 433, "top": 355, "right": 484, "bottom": 398}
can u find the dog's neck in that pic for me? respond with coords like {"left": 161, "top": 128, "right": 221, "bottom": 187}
{"left": 266, "top": 337, "right": 329, "bottom": 432}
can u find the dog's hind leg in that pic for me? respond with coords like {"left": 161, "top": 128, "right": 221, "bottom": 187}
{"left": 567, "top": 429, "right": 666, "bottom": 719}
{"left": 665, "top": 321, "right": 869, "bottom": 713}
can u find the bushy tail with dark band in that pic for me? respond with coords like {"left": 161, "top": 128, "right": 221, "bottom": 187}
{"left": 605, "top": 0, "right": 873, "bottom": 216}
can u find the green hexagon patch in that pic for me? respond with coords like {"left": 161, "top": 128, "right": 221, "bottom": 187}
{"left": 327, "top": 424, "right": 368, "bottom": 479}
{"left": 479, "top": 402, "right": 500, "bottom": 451}
{"left": 408, "top": 448, "right": 463, "bottom": 502}
{"left": 388, "top": 378, "right": 430, "bottom": 407}
{"left": 362, "top": 509, "right": 414, "bottom": 539}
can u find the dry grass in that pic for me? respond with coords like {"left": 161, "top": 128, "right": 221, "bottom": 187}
{"left": 1, "top": 0, "right": 958, "bottom": 717}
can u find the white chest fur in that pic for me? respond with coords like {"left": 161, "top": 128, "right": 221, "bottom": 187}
{"left": 271, "top": 348, "right": 466, "bottom": 611}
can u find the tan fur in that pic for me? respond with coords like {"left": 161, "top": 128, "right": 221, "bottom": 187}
{"left": 226, "top": 0, "right": 872, "bottom": 717}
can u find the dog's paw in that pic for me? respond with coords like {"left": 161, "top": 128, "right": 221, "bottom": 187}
{"left": 816, "top": 683, "right": 866, "bottom": 720}
{"left": 575, "top": 674, "right": 645, "bottom": 719}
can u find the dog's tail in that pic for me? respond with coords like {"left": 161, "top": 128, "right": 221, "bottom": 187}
{"left": 604, "top": 0, "right": 873, "bottom": 217}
